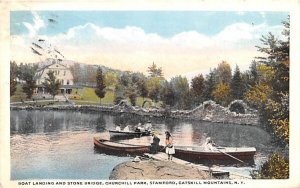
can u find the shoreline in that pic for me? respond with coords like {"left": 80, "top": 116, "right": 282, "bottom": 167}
{"left": 10, "top": 100, "right": 260, "bottom": 126}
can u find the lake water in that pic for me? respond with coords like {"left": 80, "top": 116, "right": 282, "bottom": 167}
{"left": 10, "top": 110, "right": 281, "bottom": 180}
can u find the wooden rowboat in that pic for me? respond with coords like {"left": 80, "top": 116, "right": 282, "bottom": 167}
{"left": 174, "top": 146, "right": 256, "bottom": 163}
{"left": 94, "top": 137, "right": 151, "bottom": 155}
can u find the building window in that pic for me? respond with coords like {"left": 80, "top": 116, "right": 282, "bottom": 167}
{"left": 67, "top": 80, "right": 69, "bottom": 85}
{"left": 64, "top": 71, "right": 66, "bottom": 76}
{"left": 62, "top": 80, "right": 64, "bottom": 85}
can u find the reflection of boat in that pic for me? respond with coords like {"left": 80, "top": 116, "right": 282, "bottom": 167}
{"left": 174, "top": 146, "right": 256, "bottom": 163}
{"left": 108, "top": 130, "right": 151, "bottom": 138}
{"left": 94, "top": 137, "right": 150, "bottom": 155}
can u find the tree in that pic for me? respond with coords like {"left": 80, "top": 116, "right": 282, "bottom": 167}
{"left": 126, "top": 85, "right": 138, "bottom": 106}
{"left": 137, "top": 78, "right": 148, "bottom": 101}
{"left": 160, "top": 81, "right": 175, "bottom": 107}
{"left": 147, "top": 62, "right": 163, "bottom": 77}
{"left": 10, "top": 61, "right": 18, "bottom": 96}
{"left": 244, "top": 84, "right": 272, "bottom": 108}
{"left": 104, "top": 71, "right": 118, "bottom": 89}
{"left": 252, "top": 153, "right": 289, "bottom": 179}
{"left": 43, "top": 71, "right": 60, "bottom": 99}
{"left": 230, "top": 66, "right": 246, "bottom": 100}
{"left": 249, "top": 60, "right": 259, "bottom": 86}
{"left": 203, "top": 69, "right": 216, "bottom": 101}
{"left": 114, "top": 84, "right": 125, "bottom": 105}
{"left": 21, "top": 64, "right": 37, "bottom": 99}
{"left": 169, "top": 76, "right": 191, "bottom": 109}
{"left": 95, "top": 67, "right": 106, "bottom": 104}
{"left": 212, "top": 82, "right": 231, "bottom": 106}
{"left": 147, "top": 77, "right": 163, "bottom": 103}
{"left": 191, "top": 74, "right": 205, "bottom": 105}
{"left": 215, "top": 61, "right": 232, "bottom": 84}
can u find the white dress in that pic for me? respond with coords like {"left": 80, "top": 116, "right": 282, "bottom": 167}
{"left": 166, "top": 145, "right": 175, "bottom": 154}
{"left": 165, "top": 137, "right": 175, "bottom": 154}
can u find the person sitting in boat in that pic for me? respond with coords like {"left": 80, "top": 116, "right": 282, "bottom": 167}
{"left": 123, "top": 125, "right": 130, "bottom": 132}
{"left": 150, "top": 131, "right": 160, "bottom": 154}
{"left": 165, "top": 131, "right": 175, "bottom": 160}
{"left": 115, "top": 126, "right": 121, "bottom": 131}
{"left": 205, "top": 137, "right": 217, "bottom": 151}
{"left": 144, "top": 120, "right": 152, "bottom": 131}
{"left": 135, "top": 123, "right": 145, "bottom": 132}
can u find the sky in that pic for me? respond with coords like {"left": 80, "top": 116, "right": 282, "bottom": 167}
{"left": 10, "top": 11, "right": 289, "bottom": 79}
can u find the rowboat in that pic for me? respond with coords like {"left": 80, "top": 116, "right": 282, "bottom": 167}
{"left": 174, "top": 146, "right": 256, "bottom": 163}
{"left": 94, "top": 137, "right": 151, "bottom": 155}
{"left": 109, "top": 130, "right": 151, "bottom": 138}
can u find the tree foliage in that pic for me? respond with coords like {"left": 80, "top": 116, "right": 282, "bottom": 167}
{"left": 95, "top": 67, "right": 106, "bottom": 103}
{"left": 230, "top": 66, "right": 245, "bottom": 100}
{"left": 252, "top": 153, "right": 289, "bottom": 179}
{"left": 21, "top": 64, "right": 38, "bottom": 99}
{"left": 43, "top": 71, "right": 61, "bottom": 99}
{"left": 147, "top": 62, "right": 163, "bottom": 77}
{"left": 191, "top": 74, "right": 205, "bottom": 105}
{"left": 10, "top": 61, "right": 18, "bottom": 96}
{"left": 212, "top": 82, "right": 231, "bottom": 106}
{"left": 215, "top": 61, "right": 232, "bottom": 84}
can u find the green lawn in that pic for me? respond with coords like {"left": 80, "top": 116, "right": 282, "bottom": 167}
{"left": 10, "top": 84, "right": 27, "bottom": 102}
{"left": 71, "top": 87, "right": 157, "bottom": 107}
{"left": 11, "top": 85, "right": 160, "bottom": 107}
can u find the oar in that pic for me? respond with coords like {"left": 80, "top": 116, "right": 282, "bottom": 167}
{"left": 216, "top": 148, "right": 245, "bottom": 164}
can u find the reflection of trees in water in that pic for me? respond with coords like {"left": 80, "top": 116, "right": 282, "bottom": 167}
{"left": 112, "top": 113, "right": 146, "bottom": 128}
{"left": 95, "top": 115, "right": 106, "bottom": 132}
{"left": 20, "top": 113, "right": 35, "bottom": 134}
{"left": 163, "top": 118, "right": 177, "bottom": 133}
{"left": 43, "top": 112, "right": 63, "bottom": 132}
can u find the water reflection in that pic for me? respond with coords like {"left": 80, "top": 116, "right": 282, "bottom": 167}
{"left": 10, "top": 110, "right": 279, "bottom": 179}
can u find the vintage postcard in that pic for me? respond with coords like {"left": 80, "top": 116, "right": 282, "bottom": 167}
{"left": 1, "top": 0, "right": 300, "bottom": 188}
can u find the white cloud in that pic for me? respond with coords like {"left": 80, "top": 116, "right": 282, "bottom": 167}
{"left": 11, "top": 21, "right": 284, "bottom": 79}
{"left": 22, "top": 11, "right": 45, "bottom": 38}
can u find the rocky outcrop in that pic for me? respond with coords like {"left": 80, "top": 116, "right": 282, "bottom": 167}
{"left": 109, "top": 159, "right": 210, "bottom": 180}
{"left": 10, "top": 100, "right": 259, "bottom": 125}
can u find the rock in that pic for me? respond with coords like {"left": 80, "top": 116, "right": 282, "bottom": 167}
{"left": 109, "top": 159, "right": 210, "bottom": 180}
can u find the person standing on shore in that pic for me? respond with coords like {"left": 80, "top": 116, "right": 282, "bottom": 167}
{"left": 165, "top": 131, "right": 175, "bottom": 160}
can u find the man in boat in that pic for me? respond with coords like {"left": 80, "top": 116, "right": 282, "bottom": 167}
{"left": 205, "top": 137, "right": 217, "bottom": 151}
{"left": 150, "top": 131, "right": 160, "bottom": 154}
{"left": 123, "top": 125, "right": 130, "bottom": 132}
{"left": 145, "top": 120, "right": 152, "bottom": 131}
{"left": 135, "top": 123, "right": 145, "bottom": 132}
{"left": 115, "top": 126, "right": 121, "bottom": 131}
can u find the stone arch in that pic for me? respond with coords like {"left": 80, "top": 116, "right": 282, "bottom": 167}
{"left": 228, "top": 100, "right": 247, "bottom": 114}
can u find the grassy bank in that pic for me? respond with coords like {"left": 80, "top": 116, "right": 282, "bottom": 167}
{"left": 11, "top": 85, "right": 158, "bottom": 107}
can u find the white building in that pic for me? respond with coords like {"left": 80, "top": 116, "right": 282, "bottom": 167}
{"left": 35, "top": 59, "right": 75, "bottom": 94}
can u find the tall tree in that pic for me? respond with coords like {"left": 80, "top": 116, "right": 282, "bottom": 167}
{"left": 230, "top": 65, "right": 246, "bottom": 100}
{"left": 249, "top": 60, "right": 259, "bottom": 86}
{"left": 212, "top": 82, "right": 231, "bottom": 106}
{"left": 147, "top": 62, "right": 163, "bottom": 77}
{"left": 160, "top": 81, "right": 175, "bottom": 107}
{"left": 170, "top": 76, "right": 191, "bottom": 109}
{"left": 95, "top": 67, "right": 106, "bottom": 104}
{"left": 191, "top": 74, "right": 205, "bottom": 105}
{"left": 137, "top": 78, "right": 148, "bottom": 101}
{"left": 43, "top": 71, "right": 60, "bottom": 99}
{"left": 114, "top": 84, "right": 125, "bottom": 105}
{"left": 147, "top": 77, "right": 163, "bottom": 103}
{"left": 22, "top": 64, "right": 37, "bottom": 99}
{"left": 10, "top": 61, "right": 18, "bottom": 96}
{"left": 203, "top": 69, "right": 216, "bottom": 101}
{"left": 215, "top": 61, "right": 232, "bottom": 84}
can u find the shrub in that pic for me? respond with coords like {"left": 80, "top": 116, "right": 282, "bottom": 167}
{"left": 252, "top": 153, "right": 289, "bottom": 179}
